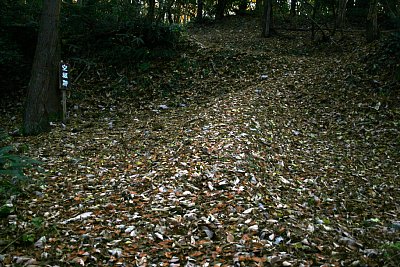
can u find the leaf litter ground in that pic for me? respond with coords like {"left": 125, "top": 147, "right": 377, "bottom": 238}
{"left": 1, "top": 16, "right": 399, "bottom": 266}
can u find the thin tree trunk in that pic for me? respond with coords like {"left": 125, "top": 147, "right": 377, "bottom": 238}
{"left": 336, "top": 0, "right": 349, "bottom": 34}
{"left": 166, "top": 0, "right": 174, "bottom": 24}
{"left": 255, "top": 0, "right": 263, "bottom": 15}
{"left": 262, "top": 0, "right": 273, "bottom": 37}
{"left": 147, "top": 0, "right": 155, "bottom": 22}
{"left": 216, "top": 0, "right": 227, "bottom": 20}
{"left": 196, "top": 0, "right": 203, "bottom": 21}
{"left": 23, "top": 0, "right": 61, "bottom": 135}
{"left": 311, "top": 0, "right": 318, "bottom": 39}
{"left": 366, "top": 0, "right": 379, "bottom": 42}
{"left": 238, "top": 0, "right": 247, "bottom": 15}
{"left": 290, "top": 0, "right": 297, "bottom": 16}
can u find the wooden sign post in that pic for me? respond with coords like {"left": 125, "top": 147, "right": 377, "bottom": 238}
{"left": 59, "top": 61, "right": 70, "bottom": 123}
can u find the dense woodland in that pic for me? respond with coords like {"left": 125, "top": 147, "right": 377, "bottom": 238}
{"left": 1, "top": 0, "right": 400, "bottom": 266}
{"left": 0, "top": 0, "right": 399, "bottom": 101}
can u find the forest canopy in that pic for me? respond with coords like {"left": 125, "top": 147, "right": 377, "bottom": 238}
{"left": 0, "top": 0, "right": 399, "bottom": 96}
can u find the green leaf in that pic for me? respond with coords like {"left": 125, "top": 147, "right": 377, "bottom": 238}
{"left": 21, "top": 233, "right": 35, "bottom": 244}
{"left": 31, "top": 217, "right": 44, "bottom": 229}
{"left": 0, "top": 146, "right": 14, "bottom": 157}
{"left": 0, "top": 204, "right": 14, "bottom": 217}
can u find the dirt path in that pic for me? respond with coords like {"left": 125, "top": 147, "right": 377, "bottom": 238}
{"left": 1, "top": 17, "right": 399, "bottom": 266}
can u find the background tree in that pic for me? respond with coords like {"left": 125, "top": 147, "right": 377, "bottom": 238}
{"left": 216, "top": 0, "right": 228, "bottom": 20}
{"left": 366, "top": 0, "right": 379, "bottom": 42}
{"left": 23, "top": 0, "right": 62, "bottom": 135}
{"left": 290, "top": 0, "right": 297, "bottom": 16}
{"left": 147, "top": 0, "right": 156, "bottom": 22}
{"left": 237, "top": 0, "right": 248, "bottom": 15}
{"left": 336, "top": 0, "right": 349, "bottom": 32}
{"left": 262, "top": 0, "right": 273, "bottom": 37}
{"left": 1, "top": 0, "right": 398, "bottom": 105}
{"left": 197, "top": 0, "right": 204, "bottom": 21}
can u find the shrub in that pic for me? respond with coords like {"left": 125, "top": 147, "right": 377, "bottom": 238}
{"left": 366, "top": 31, "right": 400, "bottom": 83}
{"left": 0, "top": 133, "right": 41, "bottom": 217}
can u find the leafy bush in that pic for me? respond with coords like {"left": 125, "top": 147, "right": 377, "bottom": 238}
{"left": 382, "top": 241, "right": 400, "bottom": 266}
{"left": 61, "top": 2, "right": 183, "bottom": 67}
{"left": 385, "top": 32, "right": 400, "bottom": 81}
{"left": 381, "top": 32, "right": 400, "bottom": 80}
{"left": 366, "top": 31, "right": 400, "bottom": 82}
{"left": 0, "top": 134, "right": 41, "bottom": 217}
{"left": 73, "top": 21, "right": 183, "bottom": 66}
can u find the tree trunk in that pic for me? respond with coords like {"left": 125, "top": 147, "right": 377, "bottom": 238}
{"left": 336, "top": 0, "right": 349, "bottom": 30}
{"left": 355, "top": 0, "right": 369, "bottom": 9}
{"left": 165, "top": 0, "right": 174, "bottom": 24}
{"left": 255, "top": 0, "right": 263, "bottom": 15}
{"left": 311, "top": 0, "right": 319, "bottom": 39}
{"left": 366, "top": 0, "right": 379, "bottom": 42}
{"left": 262, "top": 0, "right": 273, "bottom": 37}
{"left": 23, "top": 0, "right": 61, "bottom": 135}
{"left": 167, "top": 9, "right": 173, "bottom": 24}
{"left": 216, "top": 0, "right": 227, "bottom": 20}
{"left": 238, "top": 0, "right": 248, "bottom": 15}
{"left": 196, "top": 0, "right": 204, "bottom": 21}
{"left": 147, "top": 0, "right": 156, "bottom": 22}
{"left": 290, "top": 0, "right": 297, "bottom": 16}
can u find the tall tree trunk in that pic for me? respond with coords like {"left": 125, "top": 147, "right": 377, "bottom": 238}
{"left": 196, "top": 0, "right": 204, "bottom": 21}
{"left": 23, "top": 0, "right": 61, "bottom": 135}
{"left": 366, "top": 0, "right": 379, "bottom": 42}
{"left": 255, "top": 0, "right": 263, "bottom": 15}
{"left": 147, "top": 0, "right": 156, "bottom": 22}
{"left": 311, "top": 0, "right": 319, "bottom": 40}
{"left": 167, "top": 9, "right": 173, "bottom": 24}
{"left": 355, "top": 0, "right": 369, "bottom": 9}
{"left": 165, "top": 0, "right": 174, "bottom": 24}
{"left": 238, "top": 0, "right": 248, "bottom": 15}
{"left": 336, "top": 0, "right": 349, "bottom": 30}
{"left": 290, "top": 0, "right": 297, "bottom": 16}
{"left": 262, "top": 0, "right": 273, "bottom": 37}
{"left": 216, "top": 0, "right": 227, "bottom": 20}
{"left": 156, "top": 0, "right": 167, "bottom": 23}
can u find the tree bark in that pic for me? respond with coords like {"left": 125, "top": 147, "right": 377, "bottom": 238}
{"left": 311, "top": 0, "right": 320, "bottom": 40}
{"left": 238, "top": 0, "right": 248, "bottom": 15}
{"left": 336, "top": 0, "right": 349, "bottom": 30}
{"left": 290, "top": 0, "right": 297, "bottom": 16}
{"left": 147, "top": 0, "right": 156, "bottom": 22}
{"left": 23, "top": 0, "right": 61, "bottom": 135}
{"left": 366, "top": 0, "right": 379, "bottom": 42}
{"left": 196, "top": 0, "right": 204, "bottom": 21}
{"left": 355, "top": 0, "right": 369, "bottom": 9}
{"left": 255, "top": 0, "right": 263, "bottom": 15}
{"left": 216, "top": 0, "right": 227, "bottom": 20}
{"left": 262, "top": 0, "right": 273, "bottom": 37}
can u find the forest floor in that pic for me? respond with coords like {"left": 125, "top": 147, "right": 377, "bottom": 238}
{"left": 1, "top": 16, "right": 400, "bottom": 266}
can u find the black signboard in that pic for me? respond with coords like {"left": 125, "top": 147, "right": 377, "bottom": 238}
{"left": 59, "top": 61, "right": 70, "bottom": 90}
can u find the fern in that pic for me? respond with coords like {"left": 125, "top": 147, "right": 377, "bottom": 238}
{"left": 0, "top": 132, "right": 41, "bottom": 216}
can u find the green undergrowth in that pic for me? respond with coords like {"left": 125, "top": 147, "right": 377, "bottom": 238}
{"left": 366, "top": 32, "right": 400, "bottom": 84}
{"left": 382, "top": 242, "right": 400, "bottom": 266}
{"left": 0, "top": 130, "right": 41, "bottom": 218}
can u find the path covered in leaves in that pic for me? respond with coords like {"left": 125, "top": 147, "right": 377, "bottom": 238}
{"left": 1, "top": 17, "right": 400, "bottom": 266}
